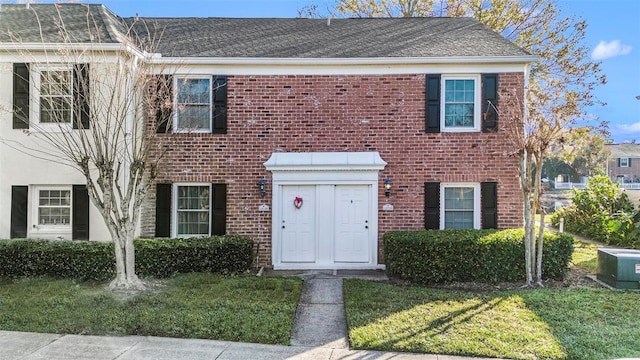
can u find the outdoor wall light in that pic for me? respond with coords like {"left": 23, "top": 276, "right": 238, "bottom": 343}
{"left": 384, "top": 178, "right": 393, "bottom": 197}
{"left": 257, "top": 179, "right": 267, "bottom": 197}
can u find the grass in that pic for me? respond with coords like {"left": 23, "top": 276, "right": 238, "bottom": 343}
{"left": 344, "top": 240, "right": 634, "bottom": 359}
{"left": 344, "top": 280, "right": 640, "bottom": 360}
{"left": 570, "top": 239, "right": 598, "bottom": 272}
{"left": 0, "top": 273, "right": 301, "bottom": 345}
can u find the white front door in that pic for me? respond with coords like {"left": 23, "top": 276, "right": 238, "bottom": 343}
{"left": 279, "top": 184, "right": 371, "bottom": 267}
{"left": 334, "top": 185, "right": 370, "bottom": 263}
{"left": 280, "top": 186, "right": 316, "bottom": 263}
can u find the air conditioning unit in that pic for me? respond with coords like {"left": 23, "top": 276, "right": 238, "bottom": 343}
{"left": 596, "top": 248, "right": 640, "bottom": 289}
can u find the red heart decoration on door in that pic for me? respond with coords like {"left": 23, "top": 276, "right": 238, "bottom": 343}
{"left": 294, "top": 197, "right": 303, "bottom": 209}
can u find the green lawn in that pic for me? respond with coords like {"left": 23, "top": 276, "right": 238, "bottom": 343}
{"left": 344, "top": 240, "right": 640, "bottom": 360}
{"left": 0, "top": 273, "right": 301, "bottom": 345}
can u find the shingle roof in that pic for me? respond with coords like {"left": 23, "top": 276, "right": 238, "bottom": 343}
{"left": 0, "top": 4, "right": 126, "bottom": 44}
{"left": 129, "top": 17, "right": 531, "bottom": 58}
{"left": 606, "top": 144, "right": 640, "bottom": 158}
{"left": 0, "top": 3, "right": 532, "bottom": 59}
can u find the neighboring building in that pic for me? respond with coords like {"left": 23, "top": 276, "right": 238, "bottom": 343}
{"left": 606, "top": 143, "right": 640, "bottom": 183}
{"left": 0, "top": 4, "right": 534, "bottom": 269}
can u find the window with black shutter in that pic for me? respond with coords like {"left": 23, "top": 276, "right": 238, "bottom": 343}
{"left": 482, "top": 74, "right": 499, "bottom": 132}
{"left": 481, "top": 182, "right": 498, "bottom": 229}
{"left": 10, "top": 186, "right": 29, "bottom": 238}
{"left": 72, "top": 185, "right": 90, "bottom": 240}
{"left": 211, "top": 183, "right": 227, "bottom": 235}
{"left": 13, "top": 63, "right": 30, "bottom": 129}
{"left": 425, "top": 74, "right": 441, "bottom": 133}
{"left": 155, "top": 183, "right": 172, "bottom": 237}
{"left": 424, "top": 182, "right": 440, "bottom": 229}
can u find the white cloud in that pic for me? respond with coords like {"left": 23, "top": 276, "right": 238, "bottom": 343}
{"left": 591, "top": 40, "right": 633, "bottom": 60}
{"left": 616, "top": 122, "right": 640, "bottom": 133}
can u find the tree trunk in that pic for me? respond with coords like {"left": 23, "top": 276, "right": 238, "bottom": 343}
{"left": 109, "top": 229, "right": 144, "bottom": 290}
{"left": 521, "top": 151, "right": 534, "bottom": 287}
{"left": 536, "top": 212, "right": 545, "bottom": 286}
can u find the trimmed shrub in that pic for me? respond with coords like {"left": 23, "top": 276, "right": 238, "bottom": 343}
{"left": 135, "top": 235, "right": 254, "bottom": 277}
{"left": 0, "top": 235, "right": 253, "bottom": 280}
{"left": 384, "top": 228, "right": 573, "bottom": 284}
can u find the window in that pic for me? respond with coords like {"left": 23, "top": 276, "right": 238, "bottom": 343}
{"left": 175, "top": 77, "right": 211, "bottom": 131}
{"left": 38, "top": 189, "right": 71, "bottom": 226}
{"left": 620, "top": 157, "right": 630, "bottom": 167}
{"left": 175, "top": 184, "right": 210, "bottom": 237}
{"left": 440, "top": 183, "right": 480, "bottom": 229}
{"left": 32, "top": 65, "right": 73, "bottom": 126}
{"left": 441, "top": 75, "right": 481, "bottom": 132}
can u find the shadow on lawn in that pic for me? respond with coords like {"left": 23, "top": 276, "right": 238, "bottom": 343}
{"left": 345, "top": 281, "right": 567, "bottom": 359}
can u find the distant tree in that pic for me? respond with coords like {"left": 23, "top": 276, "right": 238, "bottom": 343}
{"left": 1, "top": 5, "right": 174, "bottom": 290}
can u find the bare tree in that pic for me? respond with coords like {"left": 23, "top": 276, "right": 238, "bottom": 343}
{"left": 498, "top": 78, "right": 581, "bottom": 286}
{"left": 1, "top": 4, "right": 173, "bottom": 290}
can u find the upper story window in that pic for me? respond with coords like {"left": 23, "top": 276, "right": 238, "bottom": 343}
{"left": 619, "top": 157, "right": 630, "bottom": 167}
{"left": 441, "top": 75, "right": 481, "bottom": 132}
{"left": 31, "top": 65, "right": 74, "bottom": 128}
{"left": 38, "top": 68, "right": 73, "bottom": 124}
{"left": 425, "top": 73, "right": 498, "bottom": 134}
{"left": 12, "top": 63, "right": 90, "bottom": 131}
{"left": 156, "top": 75, "right": 227, "bottom": 134}
{"left": 175, "top": 77, "right": 212, "bottom": 132}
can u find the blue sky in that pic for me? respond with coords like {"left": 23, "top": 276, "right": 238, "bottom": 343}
{"left": 14, "top": 0, "right": 640, "bottom": 143}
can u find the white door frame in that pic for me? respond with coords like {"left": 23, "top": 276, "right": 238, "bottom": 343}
{"left": 264, "top": 152, "right": 387, "bottom": 270}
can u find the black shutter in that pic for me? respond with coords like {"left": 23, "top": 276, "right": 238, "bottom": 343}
{"left": 155, "top": 183, "right": 172, "bottom": 237}
{"left": 618, "top": 158, "right": 621, "bottom": 167}
{"left": 211, "top": 183, "right": 227, "bottom": 235}
{"left": 73, "top": 64, "right": 90, "bottom": 129}
{"left": 72, "top": 185, "right": 90, "bottom": 240}
{"left": 13, "top": 63, "right": 29, "bottom": 129}
{"left": 481, "top": 182, "right": 498, "bottom": 229}
{"left": 424, "top": 182, "right": 440, "bottom": 229}
{"left": 482, "top": 74, "right": 499, "bottom": 132}
{"left": 629, "top": 158, "right": 632, "bottom": 166}
{"left": 10, "top": 186, "right": 28, "bottom": 238}
{"left": 425, "top": 74, "right": 441, "bottom": 133}
{"left": 156, "top": 75, "right": 173, "bottom": 134}
{"left": 212, "top": 75, "right": 227, "bottom": 134}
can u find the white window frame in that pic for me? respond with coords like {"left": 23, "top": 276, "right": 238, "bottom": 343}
{"left": 440, "top": 74, "right": 481, "bottom": 132}
{"left": 30, "top": 64, "right": 74, "bottom": 131}
{"left": 31, "top": 185, "right": 73, "bottom": 236}
{"left": 173, "top": 75, "right": 212, "bottom": 133}
{"left": 440, "top": 183, "right": 481, "bottom": 230}
{"left": 619, "top": 157, "right": 630, "bottom": 167}
{"left": 172, "top": 183, "right": 212, "bottom": 238}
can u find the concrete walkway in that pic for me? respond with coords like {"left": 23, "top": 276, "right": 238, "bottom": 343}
{"left": 290, "top": 274, "right": 348, "bottom": 348}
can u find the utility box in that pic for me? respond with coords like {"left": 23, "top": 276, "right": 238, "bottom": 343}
{"left": 596, "top": 248, "right": 640, "bottom": 289}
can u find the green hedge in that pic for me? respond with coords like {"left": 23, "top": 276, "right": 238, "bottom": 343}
{"left": 0, "top": 235, "right": 254, "bottom": 281}
{"left": 384, "top": 229, "right": 573, "bottom": 284}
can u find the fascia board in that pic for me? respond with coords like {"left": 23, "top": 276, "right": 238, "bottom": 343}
{"left": 149, "top": 55, "right": 538, "bottom": 66}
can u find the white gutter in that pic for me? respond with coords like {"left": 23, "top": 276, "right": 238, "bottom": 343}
{"left": 149, "top": 55, "right": 538, "bottom": 65}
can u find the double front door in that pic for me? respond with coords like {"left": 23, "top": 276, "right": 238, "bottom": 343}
{"left": 279, "top": 184, "right": 371, "bottom": 267}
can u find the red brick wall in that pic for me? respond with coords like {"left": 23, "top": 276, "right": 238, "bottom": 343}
{"left": 142, "top": 73, "right": 525, "bottom": 266}
{"left": 607, "top": 158, "right": 640, "bottom": 182}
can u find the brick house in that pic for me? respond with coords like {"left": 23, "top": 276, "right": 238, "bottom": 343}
{"left": 0, "top": 4, "right": 532, "bottom": 269}
{"left": 605, "top": 143, "right": 640, "bottom": 183}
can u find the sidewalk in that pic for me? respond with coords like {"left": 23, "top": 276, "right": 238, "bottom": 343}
{"left": 0, "top": 330, "right": 497, "bottom": 359}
